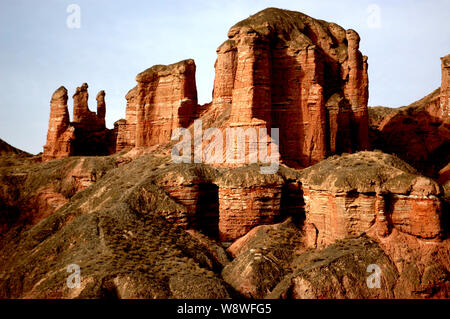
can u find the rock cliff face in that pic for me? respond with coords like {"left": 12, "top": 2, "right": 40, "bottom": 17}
{"left": 216, "top": 166, "right": 284, "bottom": 241}
{"left": 73, "top": 83, "right": 104, "bottom": 128}
{"left": 211, "top": 8, "right": 369, "bottom": 167}
{"left": 215, "top": 165, "right": 304, "bottom": 242}
{"left": 116, "top": 59, "right": 198, "bottom": 151}
{"left": 436, "top": 54, "right": 449, "bottom": 121}
{"left": 42, "top": 87, "right": 75, "bottom": 161}
{"left": 299, "top": 152, "right": 443, "bottom": 248}
{"left": 44, "top": 9, "right": 370, "bottom": 167}
{"left": 71, "top": 83, "right": 115, "bottom": 156}
{"left": 150, "top": 164, "right": 220, "bottom": 237}
{"left": 14, "top": 8, "right": 450, "bottom": 299}
{"left": 43, "top": 84, "right": 115, "bottom": 161}
{"left": 370, "top": 54, "right": 450, "bottom": 180}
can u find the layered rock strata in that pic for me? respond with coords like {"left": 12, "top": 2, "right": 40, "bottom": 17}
{"left": 215, "top": 165, "right": 303, "bottom": 242}
{"left": 371, "top": 54, "right": 450, "bottom": 179}
{"left": 211, "top": 8, "right": 370, "bottom": 167}
{"left": 116, "top": 59, "right": 198, "bottom": 151}
{"left": 150, "top": 164, "right": 220, "bottom": 237}
{"left": 216, "top": 168, "right": 284, "bottom": 242}
{"left": 299, "top": 151, "right": 443, "bottom": 248}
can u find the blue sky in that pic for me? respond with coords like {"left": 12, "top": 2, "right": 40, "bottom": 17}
{"left": 0, "top": 0, "right": 449, "bottom": 154}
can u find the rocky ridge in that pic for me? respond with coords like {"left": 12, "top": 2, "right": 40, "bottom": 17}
{"left": 0, "top": 8, "right": 449, "bottom": 299}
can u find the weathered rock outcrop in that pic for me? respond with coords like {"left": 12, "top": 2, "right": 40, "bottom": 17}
{"left": 222, "top": 219, "right": 305, "bottom": 298}
{"left": 149, "top": 163, "right": 220, "bottom": 237}
{"left": 45, "top": 9, "right": 371, "bottom": 169}
{"left": 43, "top": 84, "right": 115, "bottom": 162}
{"left": 211, "top": 8, "right": 369, "bottom": 167}
{"left": 216, "top": 166, "right": 284, "bottom": 242}
{"left": 71, "top": 83, "right": 115, "bottom": 156}
{"left": 73, "top": 83, "right": 104, "bottom": 129}
{"left": 116, "top": 59, "right": 198, "bottom": 152}
{"left": 0, "top": 139, "right": 30, "bottom": 157}
{"left": 21, "top": 8, "right": 450, "bottom": 299}
{"left": 0, "top": 156, "right": 118, "bottom": 235}
{"left": 434, "top": 54, "right": 449, "bottom": 121}
{"left": 0, "top": 155, "right": 234, "bottom": 298}
{"left": 299, "top": 151, "right": 443, "bottom": 248}
{"left": 215, "top": 165, "right": 303, "bottom": 242}
{"left": 269, "top": 236, "right": 400, "bottom": 299}
{"left": 42, "top": 87, "right": 75, "bottom": 161}
{"left": 370, "top": 54, "right": 450, "bottom": 179}
{"left": 2, "top": 145, "right": 449, "bottom": 298}
{"left": 224, "top": 224, "right": 449, "bottom": 299}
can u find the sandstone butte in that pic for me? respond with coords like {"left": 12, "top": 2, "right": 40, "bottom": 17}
{"left": 1, "top": 8, "right": 449, "bottom": 299}
{"left": 43, "top": 83, "right": 114, "bottom": 162}
{"left": 43, "top": 8, "right": 371, "bottom": 167}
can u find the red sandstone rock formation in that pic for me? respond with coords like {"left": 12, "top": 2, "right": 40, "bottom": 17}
{"left": 71, "top": 83, "right": 114, "bottom": 156}
{"left": 10, "top": 7, "right": 450, "bottom": 300}
{"left": 371, "top": 54, "right": 450, "bottom": 179}
{"left": 73, "top": 83, "right": 106, "bottom": 130}
{"left": 150, "top": 164, "right": 219, "bottom": 237}
{"left": 116, "top": 59, "right": 198, "bottom": 152}
{"left": 43, "top": 84, "right": 115, "bottom": 161}
{"left": 211, "top": 8, "right": 369, "bottom": 167}
{"left": 435, "top": 54, "right": 449, "bottom": 121}
{"left": 216, "top": 169, "right": 284, "bottom": 242}
{"left": 42, "top": 87, "right": 75, "bottom": 161}
{"left": 46, "top": 9, "right": 371, "bottom": 169}
{"left": 96, "top": 90, "right": 106, "bottom": 128}
{"left": 299, "top": 151, "right": 443, "bottom": 248}
{"left": 215, "top": 165, "right": 303, "bottom": 242}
